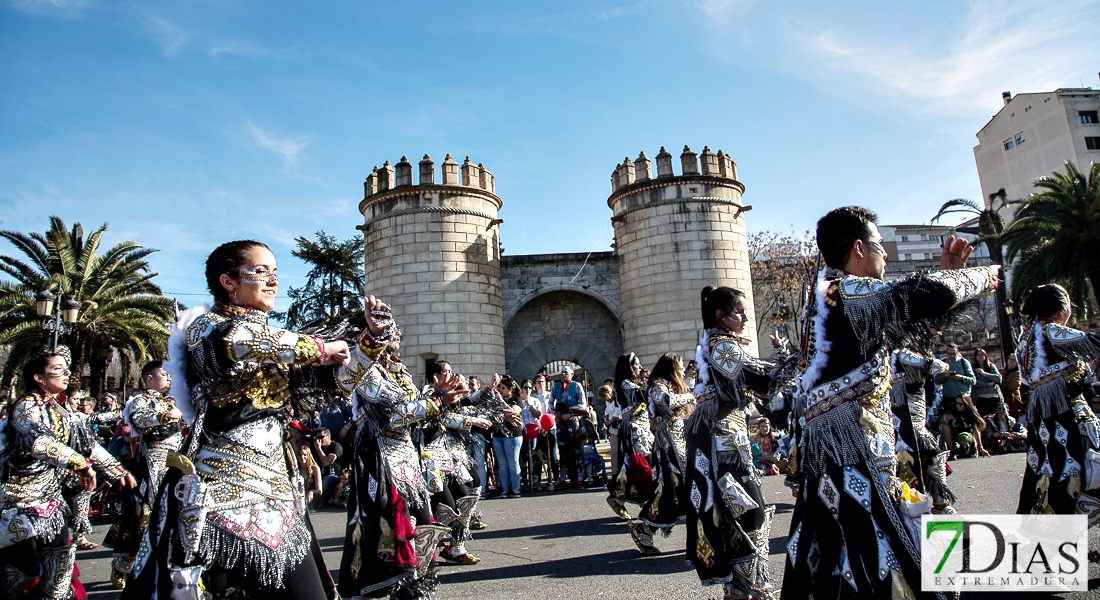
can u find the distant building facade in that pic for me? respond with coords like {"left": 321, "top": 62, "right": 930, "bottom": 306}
{"left": 358, "top": 146, "right": 754, "bottom": 386}
{"left": 974, "top": 88, "right": 1100, "bottom": 219}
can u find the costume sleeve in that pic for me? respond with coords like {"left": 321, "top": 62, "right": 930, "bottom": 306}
{"left": 391, "top": 397, "right": 440, "bottom": 429}
{"left": 837, "top": 266, "right": 997, "bottom": 353}
{"left": 440, "top": 405, "right": 473, "bottom": 431}
{"left": 127, "top": 393, "right": 178, "bottom": 433}
{"left": 88, "top": 441, "right": 129, "bottom": 481}
{"left": 12, "top": 400, "right": 89, "bottom": 473}
{"left": 335, "top": 328, "right": 393, "bottom": 394}
{"left": 225, "top": 320, "right": 323, "bottom": 366}
{"left": 1044, "top": 323, "right": 1100, "bottom": 361}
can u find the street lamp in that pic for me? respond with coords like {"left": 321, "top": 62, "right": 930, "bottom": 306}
{"left": 36, "top": 289, "right": 79, "bottom": 352}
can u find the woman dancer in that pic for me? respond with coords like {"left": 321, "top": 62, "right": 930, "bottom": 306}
{"left": 338, "top": 331, "right": 466, "bottom": 598}
{"left": 637, "top": 353, "right": 695, "bottom": 540}
{"left": 605, "top": 353, "right": 660, "bottom": 552}
{"left": 685, "top": 286, "right": 778, "bottom": 600}
{"left": 421, "top": 360, "right": 489, "bottom": 565}
{"left": 1015, "top": 284, "right": 1100, "bottom": 538}
{"left": 125, "top": 240, "right": 379, "bottom": 600}
{"left": 1, "top": 351, "right": 136, "bottom": 599}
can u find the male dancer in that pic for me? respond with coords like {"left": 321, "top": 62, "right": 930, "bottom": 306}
{"left": 107, "top": 361, "right": 184, "bottom": 587}
{"left": 782, "top": 206, "right": 997, "bottom": 599}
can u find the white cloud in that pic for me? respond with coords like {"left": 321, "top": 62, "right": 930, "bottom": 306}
{"left": 5, "top": 0, "right": 87, "bottom": 17}
{"left": 695, "top": 0, "right": 1100, "bottom": 117}
{"left": 145, "top": 15, "right": 186, "bottom": 57}
{"left": 209, "top": 40, "right": 269, "bottom": 59}
{"left": 246, "top": 121, "right": 310, "bottom": 165}
{"left": 802, "top": 1, "right": 1100, "bottom": 114}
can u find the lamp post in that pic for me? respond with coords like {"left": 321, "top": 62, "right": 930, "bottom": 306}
{"left": 36, "top": 290, "right": 80, "bottom": 352}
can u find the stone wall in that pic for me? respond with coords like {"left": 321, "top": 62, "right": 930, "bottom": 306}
{"left": 500, "top": 252, "right": 621, "bottom": 383}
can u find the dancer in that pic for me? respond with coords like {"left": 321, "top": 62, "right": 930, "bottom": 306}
{"left": 684, "top": 286, "right": 780, "bottom": 599}
{"left": 637, "top": 353, "right": 695, "bottom": 538}
{"left": 1014, "top": 284, "right": 1100, "bottom": 551}
{"left": 0, "top": 350, "right": 136, "bottom": 599}
{"left": 124, "top": 240, "right": 378, "bottom": 600}
{"left": 890, "top": 347, "right": 957, "bottom": 514}
{"left": 605, "top": 355, "right": 652, "bottom": 536}
{"left": 106, "top": 360, "right": 184, "bottom": 588}
{"left": 337, "top": 331, "right": 466, "bottom": 598}
{"left": 422, "top": 360, "right": 489, "bottom": 564}
{"left": 782, "top": 206, "right": 997, "bottom": 600}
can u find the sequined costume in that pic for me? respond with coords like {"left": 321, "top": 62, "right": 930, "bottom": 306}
{"left": 338, "top": 349, "right": 453, "bottom": 599}
{"left": 781, "top": 266, "right": 996, "bottom": 600}
{"left": 420, "top": 384, "right": 481, "bottom": 563}
{"left": 638, "top": 379, "right": 694, "bottom": 534}
{"left": 607, "top": 381, "right": 653, "bottom": 506}
{"left": 124, "top": 303, "right": 379, "bottom": 600}
{"left": 1014, "top": 320, "right": 1100, "bottom": 557}
{"left": 105, "top": 389, "right": 184, "bottom": 586}
{"left": 889, "top": 349, "right": 956, "bottom": 511}
{"left": 683, "top": 329, "right": 779, "bottom": 599}
{"left": 0, "top": 390, "right": 129, "bottom": 599}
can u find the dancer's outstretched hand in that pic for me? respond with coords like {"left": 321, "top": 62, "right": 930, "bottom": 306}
{"left": 364, "top": 295, "right": 393, "bottom": 337}
{"left": 940, "top": 235, "right": 974, "bottom": 269}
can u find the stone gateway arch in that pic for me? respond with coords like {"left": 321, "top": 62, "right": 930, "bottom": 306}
{"left": 358, "top": 146, "right": 756, "bottom": 386}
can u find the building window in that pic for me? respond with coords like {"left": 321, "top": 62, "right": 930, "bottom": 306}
{"left": 903, "top": 253, "right": 911, "bottom": 260}
{"left": 1015, "top": 132, "right": 1025, "bottom": 145}
{"left": 1004, "top": 138, "right": 1014, "bottom": 150}
{"left": 1087, "top": 137, "right": 1100, "bottom": 150}
{"left": 1081, "top": 111, "right": 1099, "bottom": 124}
{"left": 901, "top": 235, "right": 909, "bottom": 242}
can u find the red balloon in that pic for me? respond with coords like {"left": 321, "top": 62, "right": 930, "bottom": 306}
{"left": 524, "top": 423, "right": 540, "bottom": 440}
{"left": 539, "top": 413, "right": 556, "bottom": 431}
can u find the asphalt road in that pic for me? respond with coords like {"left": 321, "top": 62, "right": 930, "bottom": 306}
{"left": 74, "top": 451, "right": 1098, "bottom": 599}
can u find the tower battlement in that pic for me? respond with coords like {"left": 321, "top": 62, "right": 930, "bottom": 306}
{"left": 364, "top": 154, "right": 496, "bottom": 200}
{"left": 610, "top": 145, "right": 738, "bottom": 193}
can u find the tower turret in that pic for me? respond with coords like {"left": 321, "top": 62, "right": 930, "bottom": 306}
{"left": 359, "top": 153, "right": 505, "bottom": 382}
{"left": 607, "top": 144, "right": 756, "bottom": 365}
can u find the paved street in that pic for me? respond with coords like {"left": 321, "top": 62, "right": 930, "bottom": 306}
{"left": 75, "top": 451, "right": 1098, "bottom": 599}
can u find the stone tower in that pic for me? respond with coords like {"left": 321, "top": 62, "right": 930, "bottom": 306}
{"left": 359, "top": 154, "right": 506, "bottom": 383}
{"left": 607, "top": 145, "right": 757, "bottom": 369}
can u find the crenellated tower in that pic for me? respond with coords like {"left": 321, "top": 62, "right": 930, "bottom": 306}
{"left": 359, "top": 154, "right": 505, "bottom": 383}
{"left": 608, "top": 145, "right": 757, "bottom": 367}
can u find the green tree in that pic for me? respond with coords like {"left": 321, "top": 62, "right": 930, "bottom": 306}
{"left": 273, "top": 231, "right": 363, "bottom": 329}
{"left": 998, "top": 161, "right": 1100, "bottom": 318}
{"left": 0, "top": 217, "right": 175, "bottom": 397}
{"left": 932, "top": 190, "right": 1015, "bottom": 353}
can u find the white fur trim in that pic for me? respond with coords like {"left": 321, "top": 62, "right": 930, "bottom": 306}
{"left": 1024, "top": 320, "right": 1047, "bottom": 385}
{"left": 693, "top": 330, "right": 710, "bottom": 397}
{"left": 165, "top": 304, "right": 211, "bottom": 425}
{"left": 796, "top": 268, "right": 834, "bottom": 394}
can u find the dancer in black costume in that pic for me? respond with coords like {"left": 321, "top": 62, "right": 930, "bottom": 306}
{"left": 684, "top": 286, "right": 781, "bottom": 600}
{"left": 781, "top": 207, "right": 996, "bottom": 600}
{"left": 1013, "top": 284, "right": 1100, "bottom": 565}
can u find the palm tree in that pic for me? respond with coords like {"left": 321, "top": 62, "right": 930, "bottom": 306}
{"left": 0, "top": 217, "right": 175, "bottom": 397}
{"left": 999, "top": 161, "right": 1100, "bottom": 318}
{"left": 932, "top": 190, "right": 1015, "bottom": 354}
{"left": 273, "top": 231, "right": 363, "bottom": 329}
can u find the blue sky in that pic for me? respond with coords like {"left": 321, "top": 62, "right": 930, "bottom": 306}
{"left": 2, "top": 0, "right": 1098, "bottom": 310}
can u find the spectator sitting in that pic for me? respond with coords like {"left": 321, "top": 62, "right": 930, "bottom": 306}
{"left": 315, "top": 428, "right": 344, "bottom": 506}
{"left": 332, "top": 468, "right": 351, "bottom": 508}
{"left": 940, "top": 393, "right": 989, "bottom": 458}
{"left": 982, "top": 402, "right": 1027, "bottom": 454}
{"left": 1001, "top": 355, "right": 1025, "bottom": 418}
{"left": 297, "top": 443, "right": 322, "bottom": 510}
{"left": 751, "top": 418, "right": 787, "bottom": 476}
